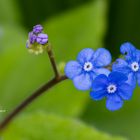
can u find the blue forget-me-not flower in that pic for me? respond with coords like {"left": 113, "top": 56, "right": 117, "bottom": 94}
{"left": 65, "top": 48, "right": 111, "bottom": 90}
{"left": 113, "top": 42, "right": 140, "bottom": 89}
{"left": 90, "top": 72, "right": 133, "bottom": 111}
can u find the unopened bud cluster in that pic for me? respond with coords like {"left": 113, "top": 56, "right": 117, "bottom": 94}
{"left": 26, "top": 25, "right": 48, "bottom": 55}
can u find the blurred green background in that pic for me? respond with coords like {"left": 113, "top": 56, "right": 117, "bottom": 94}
{"left": 0, "top": 0, "right": 140, "bottom": 139}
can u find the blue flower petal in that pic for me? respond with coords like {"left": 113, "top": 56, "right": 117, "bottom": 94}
{"left": 94, "top": 68, "right": 110, "bottom": 76}
{"left": 136, "top": 50, "right": 140, "bottom": 62}
{"left": 118, "top": 83, "right": 133, "bottom": 100}
{"left": 126, "top": 73, "right": 136, "bottom": 89}
{"left": 92, "top": 74, "right": 108, "bottom": 91}
{"left": 136, "top": 72, "right": 140, "bottom": 86}
{"left": 65, "top": 61, "right": 82, "bottom": 79}
{"left": 120, "top": 42, "right": 136, "bottom": 60}
{"left": 106, "top": 94, "right": 123, "bottom": 111}
{"left": 112, "top": 59, "right": 131, "bottom": 74}
{"left": 89, "top": 72, "right": 97, "bottom": 81}
{"left": 90, "top": 90, "right": 107, "bottom": 101}
{"left": 73, "top": 73, "right": 92, "bottom": 90}
{"left": 93, "top": 48, "right": 112, "bottom": 67}
{"left": 77, "top": 48, "right": 94, "bottom": 64}
{"left": 108, "top": 72, "right": 128, "bottom": 84}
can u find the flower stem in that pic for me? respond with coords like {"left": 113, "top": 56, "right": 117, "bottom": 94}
{"left": 0, "top": 75, "right": 67, "bottom": 131}
{"left": 47, "top": 44, "right": 60, "bottom": 78}
{"left": 0, "top": 44, "right": 67, "bottom": 131}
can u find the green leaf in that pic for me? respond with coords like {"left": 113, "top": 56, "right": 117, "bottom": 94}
{"left": 45, "top": 0, "right": 108, "bottom": 61}
{"left": 1, "top": 112, "right": 126, "bottom": 140}
{"left": 0, "top": 0, "right": 21, "bottom": 24}
{"left": 0, "top": 0, "right": 108, "bottom": 119}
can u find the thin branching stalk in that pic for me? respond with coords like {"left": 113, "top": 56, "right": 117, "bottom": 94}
{"left": 0, "top": 45, "right": 67, "bottom": 131}
{"left": 0, "top": 75, "right": 67, "bottom": 131}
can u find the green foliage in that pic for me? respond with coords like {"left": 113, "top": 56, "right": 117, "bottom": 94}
{"left": 1, "top": 112, "right": 126, "bottom": 140}
{"left": 16, "top": 0, "right": 92, "bottom": 28}
{"left": 0, "top": 0, "right": 133, "bottom": 139}
{"left": 0, "top": 0, "right": 21, "bottom": 24}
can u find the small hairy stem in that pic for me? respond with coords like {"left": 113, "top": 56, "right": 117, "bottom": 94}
{"left": 47, "top": 44, "right": 60, "bottom": 77}
{"left": 0, "top": 75, "right": 67, "bottom": 131}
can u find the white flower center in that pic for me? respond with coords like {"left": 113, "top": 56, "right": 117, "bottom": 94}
{"left": 83, "top": 62, "right": 93, "bottom": 72}
{"left": 131, "top": 62, "right": 139, "bottom": 72}
{"left": 107, "top": 84, "right": 117, "bottom": 93}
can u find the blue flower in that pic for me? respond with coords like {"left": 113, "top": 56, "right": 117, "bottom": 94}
{"left": 90, "top": 72, "right": 133, "bottom": 111}
{"left": 113, "top": 42, "right": 140, "bottom": 88}
{"left": 65, "top": 48, "right": 111, "bottom": 90}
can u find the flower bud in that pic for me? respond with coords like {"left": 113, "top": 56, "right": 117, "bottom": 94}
{"left": 26, "top": 25, "right": 48, "bottom": 55}
{"left": 29, "top": 32, "right": 36, "bottom": 44}
{"left": 33, "top": 24, "right": 43, "bottom": 33}
{"left": 58, "top": 62, "right": 66, "bottom": 74}
{"left": 36, "top": 33, "right": 48, "bottom": 45}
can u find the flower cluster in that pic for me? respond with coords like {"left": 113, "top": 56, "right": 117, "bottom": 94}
{"left": 26, "top": 25, "right": 48, "bottom": 55}
{"left": 113, "top": 42, "right": 140, "bottom": 89}
{"left": 65, "top": 42, "right": 139, "bottom": 111}
{"left": 25, "top": 26, "right": 138, "bottom": 111}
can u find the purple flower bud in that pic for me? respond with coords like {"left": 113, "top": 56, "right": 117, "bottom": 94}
{"left": 29, "top": 32, "right": 36, "bottom": 44}
{"left": 36, "top": 33, "right": 48, "bottom": 45}
{"left": 33, "top": 24, "right": 43, "bottom": 33}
